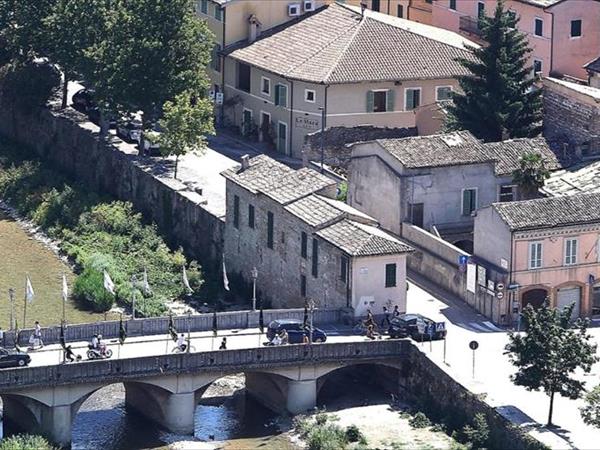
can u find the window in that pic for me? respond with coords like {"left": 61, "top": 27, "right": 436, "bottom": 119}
{"left": 385, "top": 263, "right": 397, "bottom": 288}
{"left": 261, "top": 77, "right": 270, "bottom": 96}
{"left": 267, "top": 211, "right": 274, "bottom": 249}
{"left": 304, "top": 89, "right": 316, "bottom": 103}
{"left": 592, "top": 285, "right": 600, "bottom": 315}
{"left": 312, "top": 238, "right": 319, "bottom": 278}
{"left": 477, "top": 2, "right": 485, "bottom": 18}
{"left": 233, "top": 195, "right": 240, "bottom": 228}
{"left": 534, "top": 18, "right": 543, "bottom": 36}
{"left": 214, "top": 5, "right": 223, "bottom": 21}
{"left": 275, "top": 84, "right": 288, "bottom": 107}
{"left": 436, "top": 86, "right": 453, "bottom": 102}
{"left": 565, "top": 238, "right": 578, "bottom": 265}
{"left": 211, "top": 44, "right": 221, "bottom": 72}
{"left": 533, "top": 59, "right": 543, "bottom": 75}
{"left": 449, "top": 0, "right": 456, "bottom": 10}
{"left": 248, "top": 204, "right": 255, "bottom": 229}
{"left": 367, "top": 90, "right": 394, "bottom": 113}
{"left": 529, "top": 242, "right": 542, "bottom": 269}
{"left": 405, "top": 88, "right": 421, "bottom": 111}
{"left": 301, "top": 232, "right": 307, "bottom": 259}
{"left": 571, "top": 19, "right": 582, "bottom": 38}
{"left": 200, "top": 0, "right": 208, "bottom": 14}
{"left": 461, "top": 188, "right": 477, "bottom": 215}
{"left": 371, "top": 0, "right": 380, "bottom": 12}
{"left": 499, "top": 185, "right": 515, "bottom": 202}
{"left": 397, "top": 4, "right": 403, "bottom": 17}
{"left": 237, "top": 62, "right": 251, "bottom": 92}
{"left": 409, "top": 203, "right": 424, "bottom": 228}
{"left": 300, "top": 275, "right": 307, "bottom": 297}
{"left": 340, "top": 256, "right": 349, "bottom": 283}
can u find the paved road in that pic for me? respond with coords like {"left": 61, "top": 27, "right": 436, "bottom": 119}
{"left": 406, "top": 274, "right": 600, "bottom": 450}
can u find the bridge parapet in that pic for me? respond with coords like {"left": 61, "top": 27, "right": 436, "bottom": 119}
{"left": 4, "top": 307, "right": 349, "bottom": 347}
{"left": 0, "top": 340, "right": 407, "bottom": 393}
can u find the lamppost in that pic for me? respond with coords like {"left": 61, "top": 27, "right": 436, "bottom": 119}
{"left": 8, "top": 288, "right": 15, "bottom": 330}
{"left": 307, "top": 298, "right": 317, "bottom": 344}
{"left": 186, "top": 310, "right": 192, "bottom": 354}
{"left": 318, "top": 106, "right": 326, "bottom": 174}
{"left": 131, "top": 275, "right": 137, "bottom": 320}
{"left": 251, "top": 267, "right": 258, "bottom": 311}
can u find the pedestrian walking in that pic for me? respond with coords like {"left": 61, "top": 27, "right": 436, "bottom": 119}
{"left": 280, "top": 329, "right": 289, "bottom": 345}
{"left": 393, "top": 305, "right": 400, "bottom": 317}
{"left": 34, "top": 321, "right": 44, "bottom": 347}
{"left": 302, "top": 334, "right": 310, "bottom": 344}
{"left": 64, "top": 345, "right": 76, "bottom": 363}
{"left": 366, "top": 324, "right": 376, "bottom": 340}
{"left": 219, "top": 337, "right": 227, "bottom": 350}
{"left": 176, "top": 333, "right": 187, "bottom": 352}
{"left": 380, "top": 306, "right": 391, "bottom": 328}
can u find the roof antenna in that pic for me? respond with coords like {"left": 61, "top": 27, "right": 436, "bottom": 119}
{"left": 360, "top": 2, "right": 367, "bottom": 17}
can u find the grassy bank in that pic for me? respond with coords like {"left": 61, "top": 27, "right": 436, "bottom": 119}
{"left": 0, "top": 139, "right": 202, "bottom": 317}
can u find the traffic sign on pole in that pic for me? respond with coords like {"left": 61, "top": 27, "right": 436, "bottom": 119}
{"left": 469, "top": 340, "right": 479, "bottom": 378}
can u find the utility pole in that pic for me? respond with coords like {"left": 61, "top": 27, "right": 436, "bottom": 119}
{"left": 319, "top": 106, "right": 326, "bottom": 174}
{"left": 131, "top": 275, "right": 137, "bottom": 320}
{"left": 308, "top": 298, "right": 317, "bottom": 344}
{"left": 8, "top": 288, "right": 15, "bottom": 331}
{"left": 251, "top": 267, "right": 258, "bottom": 311}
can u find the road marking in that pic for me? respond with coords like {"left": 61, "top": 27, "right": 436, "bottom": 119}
{"left": 469, "top": 323, "right": 490, "bottom": 332}
{"left": 483, "top": 321, "right": 504, "bottom": 332}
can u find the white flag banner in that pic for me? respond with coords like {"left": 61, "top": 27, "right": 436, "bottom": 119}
{"left": 25, "top": 276, "right": 35, "bottom": 303}
{"left": 223, "top": 258, "right": 230, "bottom": 291}
{"left": 182, "top": 266, "right": 193, "bottom": 294}
{"left": 62, "top": 274, "right": 69, "bottom": 302}
{"left": 103, "top": 270, "right": 115, "bottom": 295}
{"left": 142, "top": 268, "right": 151, "bottom": 295}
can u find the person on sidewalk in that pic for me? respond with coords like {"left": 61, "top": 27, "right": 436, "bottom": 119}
{"left": 279, "top": 329, "right": 289, "bottom": 345}
{"left": 380, "top": 306, "right": 391, "bottom": 328}
{"left": 34, "top": 321, "right": 44, "bottom": 347}
{"left": 393, "top": 305, "right": 400, "bottom": 317}
{"left": 219, "top": 337, "right": 227, "bottom": 350}
{"left": 176, "top": 333, "right": 187, "bottom": 352}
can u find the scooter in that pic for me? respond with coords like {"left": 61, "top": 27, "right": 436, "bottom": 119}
{"left": 87, "top": 344, "right": 113, "bottom": 360}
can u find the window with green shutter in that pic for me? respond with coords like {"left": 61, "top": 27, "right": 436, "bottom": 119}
{"left": 405, "top": 88, "right": 421, "bottom": 110}
{"left": 366, "top": 91, "right": 374, "bottom": 112}
{"left": 462, "top": 188, "right": 477, "bottom": 216}
{"left": 386, "top": 90, "right": 395, "bottom": 112}
{"left": 267, "top": 211, "right": 274, "bottom": 249}
{"left": 275, "top": 85, "right": 288, "bottom": 107}
{"left": 385, "top": 263, "right": 397, "bottom": 288}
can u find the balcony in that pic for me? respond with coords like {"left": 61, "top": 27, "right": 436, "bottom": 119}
{"left": 459, "top": 16, "right": 482, "bottom": 37}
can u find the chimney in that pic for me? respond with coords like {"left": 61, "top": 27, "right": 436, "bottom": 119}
{"left": 240, "top": 154, "right": 250, "bottom": 171}
{"left": 360, "top": 2, "right": 367, "bottom": 17}
{"left": 248, "top": 15, "right": 262, "bottom": 43}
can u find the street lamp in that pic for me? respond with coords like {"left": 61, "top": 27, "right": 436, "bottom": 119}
{"left": 131, "top": 275, "right": 138, "bottom": 320}
{"left": 251, "top": 267, "right": 258, "bottom": 311}
{"left": 186, "top": 309, "right": 192, "bottom": 354}
{"left": 318, "top": 106, "right": 326, "bottom": 174}
{"left": 307, "top": 298, "right": 318, "bottom": 344}
{"left": 8, "top": 288, "right": 15, "bottom": 330}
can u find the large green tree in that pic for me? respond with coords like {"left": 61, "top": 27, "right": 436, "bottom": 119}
{"left": 506, "top": 303, "right": 597, "bottom": 427}
{"left": 156, "top": 91, "right": 214, "bottom": 179}
{"left": 446, "top": 1, "right": 542, "bottom": 142}
{"left": 512, "top": 151, "right": 550, "bottom": 200}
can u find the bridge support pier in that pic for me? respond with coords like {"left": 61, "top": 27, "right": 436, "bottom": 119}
{"left": 40, "top": 404, "right": 73, "bottom": 447}
{"left": 286, "top": 379, "right": 317, "bottom": 415}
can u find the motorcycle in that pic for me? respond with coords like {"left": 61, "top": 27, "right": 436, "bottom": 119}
{"left": 87, "top": 344, "right": 113, "bottom": 360}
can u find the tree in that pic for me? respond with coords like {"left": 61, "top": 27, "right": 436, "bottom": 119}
{"left": 446, "top": 0, "right": 542, "bottom": 142}
{"left": 581, "top": 385, "right": 600, "bottom": 428}
{"left": 506, "top": 303, "right": 597, "bottom": 427}
{"left": 512, "top": 151, "right": 550, "bottom": 199}
{"left": 156, "top": 91, "right": 214, "bottom": 179}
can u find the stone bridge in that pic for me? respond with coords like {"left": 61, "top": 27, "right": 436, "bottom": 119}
{"left": 0, "top": 340, "right": 408, "bottom": 447}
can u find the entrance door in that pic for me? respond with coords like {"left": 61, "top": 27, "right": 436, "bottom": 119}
{"left": 521, "top": 288, "right": 548, "bottom": 310}
{"left": 557, "top": 286, "right": 581, "bottom": 319}
{"left": 260, "top": 112, "right": 270, "bottom": 143}
{"left": 242, "top": 109, "right": 252, "bottom": 136}
{"left": 277, "top": 122, "right": 288, "bottom": 154}
{"left": 592, "top": 285, "right": 600, "bottom": 316}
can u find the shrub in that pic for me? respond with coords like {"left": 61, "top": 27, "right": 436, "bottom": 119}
{"left": 461, "top": 413, "right": 490, "bottom": 449}
{"left": 307, "top": 423, "right": 347, "bottom": 450}
{"left": 0, "top": 434, "right": 55, "bottom": 450}
{"left": 409, "top": 412, "right": 431, "bottom": 429}
{"left": 344, "top": 424, "right": 364, "bottom": 443}
{"left": 73, "top": 255, "right": 116, "bottom": 312}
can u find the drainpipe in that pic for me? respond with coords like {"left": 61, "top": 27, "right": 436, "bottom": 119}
{"left": 548, "top": 8, "right": 555, "bottom": 75}
{"left": 387, "top": 0, "right": 391, "bottom": 14}
{"left": 347, "top": 258, "right": 352, "bottom": 308}
{"left": 509, "top": 230, "right": 516, "bottom": 327}
{"left": 289, "top": 78, "right": 294, "bottom": 157}
{"left": 220, "top": 7, "right": 227, "bottom": 126}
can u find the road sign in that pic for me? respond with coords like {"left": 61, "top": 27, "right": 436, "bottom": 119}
{"left": 416, "top": 319, "right": 426, "bottom": 334}
{"left": 215, "top": 92, "right": 224, "bottom": 105}
{"left": 507, "top": 283, "right": 520, "bottom": 291}
{"left": 436, "top": 322, "right": 446, "bottom": 332}
{"left": 458, "top": 255, "right": 468, "bottom": 265}
{"left": 496, "top": 283, "right": 505, "bottom": 291}
{"left": 428, "top": 324, "right": 435, "bottom": 336}
{"left": 496, "top": 292, "right": 504, "bottom": 300}
{"left": 469, "top": 340, "right": 479, "bottom": 350}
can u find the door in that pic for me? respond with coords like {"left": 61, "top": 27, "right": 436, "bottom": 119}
{"left": 557, "top": 286, "right": 581, "bottom": 319}
{"left": 242, "top": 109, "right": 252, "bottom": 136}
{"left": 521, "top": 288, "right": 548, "bottom": 310}
{"left": 260, "top": 112, "right": 270, "bottom": 143}
{"left": 277, "top": 122, "right": 288, "bottom": 154}
{"left": 409, "top": 203, "right": 424, "bottom": 228}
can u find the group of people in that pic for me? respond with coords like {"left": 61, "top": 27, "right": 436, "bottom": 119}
{"left": 271, "top": 328, "right": 290, "bottom": 346}
{"left": 28, "top": 321, "right": 44, "bottom": 349}
{"left": 363, "top": 305, "right": 401, "bottom": 340}
{"left": 90, "top": 334, "right": 108, "bottom": 356}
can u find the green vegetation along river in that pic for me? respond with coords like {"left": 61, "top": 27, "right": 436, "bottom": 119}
{"left": 0, "top": 210, "right": 111, "bottom": 329}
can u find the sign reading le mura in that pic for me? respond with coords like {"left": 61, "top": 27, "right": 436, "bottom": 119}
{"left": 295, "top": 116, "right": 320, "bottom": 130}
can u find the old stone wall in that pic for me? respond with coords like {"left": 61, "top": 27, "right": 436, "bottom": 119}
{"left": 302, "top": 125, "right": 417, "bottom": 169}
{"left": 224, "top": 179, "right": 350, "bottom": 310}
{"left": 543, "top": 82, "right": 600, "bottom": 159}
{"left": 0, "top": 102, "right": 224, "bottom": 271}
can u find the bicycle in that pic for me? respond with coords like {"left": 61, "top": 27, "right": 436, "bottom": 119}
{"left": 352, "top": 321, "right": 379, "bottom": 335}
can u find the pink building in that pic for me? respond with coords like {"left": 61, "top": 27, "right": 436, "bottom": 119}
{"left": 474, "top": 194, "right": 600, "bottom": 320}
{"left": 431, "top": 0, "right": 600, "bottom": 80}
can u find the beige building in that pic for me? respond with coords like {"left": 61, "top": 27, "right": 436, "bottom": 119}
{"left": 345, "top": 0, "right": 434, "bottom": 24}
{"left": 221, "top": 154, "right": 413, "bottom": 316}
{"left": 222, "top": 2, "right": 476, "bottom": 157}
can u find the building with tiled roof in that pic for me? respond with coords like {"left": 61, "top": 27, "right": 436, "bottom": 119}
{"left": 474, "top": 193, "right": 600, "bottom": 320}
{"left": 220, "top": 2, "right": 478, "bottom": 158}
{"left": 348, "top": 131, "right": 561, "bottom": 245}
{"left": 222, "top": 154, "right": 413, "bottom": 316}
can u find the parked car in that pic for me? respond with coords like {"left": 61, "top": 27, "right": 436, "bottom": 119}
{"left": 72, "top": 88, "right": 95, "bottom": 112}
{"left": 388, "top": 314, "right": 446, "bottom": 341}
{"left": 139, "top": 126, "right": 162, "bottom": 156}
{"left": 87, "top": 107, "right": 117, "bottom": 128}
{"left": 116, "top": 119, "right": 142, "bottom": 143}
{"left": 0, "top": 347, "right": 31, "bottom": 368}
{"left": 266, "top": 319, "right": 327, "bottom": 344}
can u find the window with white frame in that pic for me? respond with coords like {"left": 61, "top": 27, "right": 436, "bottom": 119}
{"left": 405, "top": 88, "right": 421, "bottom": 110}
{"left": 367, "top": 90, "right": 394, "bottom": 112}
{"left": 214, "top": 5, "right": 223, "bottom": 21}
{"left": 534, "top": 18, "right": 543, "bottom": 36}
{"left": 533, "top": 59, "right": 543, "bottom": 75}
{"left": 499, "top": 185, "right": 515, "bottom": 202}
{"left": 275, "top": 84, "right": 288, "bottom": 107}
{"left": 261, "top": 77, "right": 271, "bottom": 96}
{"left": 461, "top": 188, "right": 477, "bottom": 216}
{"left": 304, "top": 89, "right": 316, "bottom": 103}
{"left": 436, "top": 86, "right": 453, "bottom": 102}
{"left": 565, "top": 238, "right": 578, "bottom": 265}
{"left": 200, "top": 0, "right": 208, "bottom": 14}
{"left": 529, "top": 242, "right": 543, "bottom": 269}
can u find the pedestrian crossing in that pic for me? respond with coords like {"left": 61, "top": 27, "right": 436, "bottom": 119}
{"left": 455, "top": 321, "right": 506, "bottom": 333}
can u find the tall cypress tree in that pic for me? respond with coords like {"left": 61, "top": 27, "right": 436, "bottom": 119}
{"left": 446, "top": 1, "right": 542, "bottom": 142}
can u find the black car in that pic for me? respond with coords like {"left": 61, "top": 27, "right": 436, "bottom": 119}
{"left": 266, "top": 319, "right": 327, "bottom": 344}
{"left": 72, "top": 88, "right": 95, "bottom": 112}
{"left": 116, "top": 119, "right": 142, "bottom": 143}
{"left": 0, "top": 348, "right": 31, "bottom": 368}
{"left": 87, "top": 107, "right": 117, "bottom": 129}
{"left": 388, "top": 314, "right": 446, "bottom": 341}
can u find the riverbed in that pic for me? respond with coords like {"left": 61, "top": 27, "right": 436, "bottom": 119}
{"left": 0, "top": 211, "right": 111, "bottom": 328}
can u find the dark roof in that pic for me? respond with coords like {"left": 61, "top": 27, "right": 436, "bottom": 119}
{"left": 227, "top": 3, "right": 475, "bottom": 84}
{"left": 481, "top": 137, "right": 561, "bottom": 176}
{"left": 584, "top": 56, "right": 600, "bottom": 74}
{"left": 491, "top": 193, "right": 600, "bottom": 231}
{"left": 221, "top": 155, "right": 335, "bottom": 205}
{"left": 317, "top": 220, "right": 413, "bottom": 256}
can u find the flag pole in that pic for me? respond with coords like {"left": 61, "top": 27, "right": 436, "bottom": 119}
{"left": 22, "top": 278, "right": 27, "bottom": 329}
